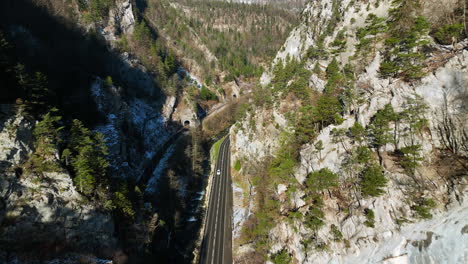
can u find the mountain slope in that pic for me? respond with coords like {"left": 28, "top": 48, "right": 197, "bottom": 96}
{"left": 230, "top": 0, "right": 468, "bottom": 263}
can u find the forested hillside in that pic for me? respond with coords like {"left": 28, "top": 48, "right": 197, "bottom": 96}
{"left": 141, "top": 0, "right": 299, "bottom": 86}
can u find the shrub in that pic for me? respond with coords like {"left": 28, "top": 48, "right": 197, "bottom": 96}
{"left": 434, "top": 23, "right": 464, "bottom": 45}
{"left": 330, "top": 224, "right": 343, "bottom": 241}
{"left": 270, "top": 249, "right": 292, "bottom": 264}
{"left": 355, "top": 146, "right": 373, "bottom": 164}
{"left": 199, "top": 86, "right": 218, "bottom": 101}
{"left": 305, "top": 206, "right": 325, "bottom": 232}
{"left": 234, "top": 159, "right": 242, "bottom": 171}
{"left": 412, "top": 198, "right": 436, "bottom": 219}
{"left": 104, "top": 76, "right": 113, "bottom": 87}
{"left": 349, "top": 122, "right": 366, "bottom": 143}
{"left": 315, "top": 241, "right": 329, "bottom": 251}
{"left": 364, "top": 208, "right": 375, "bottom": 227}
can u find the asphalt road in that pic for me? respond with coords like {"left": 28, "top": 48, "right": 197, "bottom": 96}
{"left": 199, "top": 137, "right": 233, "bottom": 264}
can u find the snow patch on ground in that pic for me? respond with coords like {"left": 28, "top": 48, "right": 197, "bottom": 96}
{"left": 129, "top": 98, "right": 170, "bottom": 151}
{"left": 95, "top": 116, "right": 120, "bottom": 169}
{"left": 90, "top": 80, "right": 105, "bottom": 111}
{"left": 333, "top": 202, "right": 468, "bottom": 264}
{"left": 178, "top": 67, "right": 202, "bottom": 88}
{"left": 145, "top": 144, "right": 176, "bottom": 194}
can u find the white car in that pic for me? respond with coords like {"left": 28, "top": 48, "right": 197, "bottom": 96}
{"left": 216, "top": 169, "right": 221, "bottom": 175}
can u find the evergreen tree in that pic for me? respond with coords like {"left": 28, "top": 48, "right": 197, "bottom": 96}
{"left": 354, "top": 146, "right": 373, "bottom": 165}
{"left": 73, "top": 145, "right": 97, "bottom": 195}
{"left": 306, "top": 168, "right": 339, "bottom": 193}
{"left": 29, "top": 108, "right": 63, "bottom": 173}
{"left": 349, "top": 122, "right": 366, "bottom": 144}
{"left": 25, "top": 72, "right": 51, "bottom": 115}
{"left": 61, "top": 148, "right": 72, "bottom": 166}
{"left": 324, "top": 58, "right": 344, "bottom": 93}
{"left": 401, "top": 95, "right": 428, "bottom": 144}
{"left": 68, "top": 119, "right": 109, "bottom": 198}
{"left": 314, "top": 140, "right": 324, "bottom": 159}
{"left": 369, "top": 104, "right": 396, "bottom": 149}
{"left": 360, "top": 165, "right": 388, "bottom": 197}
{"left": 400, "top": 144, "right": 423, "bottom": 175}
{"left": 304, "top": 195, "right": 325, "bottom": 232}
{"left": 314, "top": 95, "right": 342, "bottom": 129}
{"left": 295, "top": 105, "right": 316, "bottom": 145}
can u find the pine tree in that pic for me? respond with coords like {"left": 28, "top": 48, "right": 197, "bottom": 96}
{"left": 369, "top": 104, "right": 396, "bottom": 149}
{"left": 314, "top": 94, "right": 342, "bottom": 129}
{"left": 400, "top": 144, "right": 423, "bottom": 175}
{"left": 401, "top": 95, "right": 428, "bottom": 144}
{"left": 18, "top": 71, "right": 51, "bottom": 116}
{"left": 360, "top": 165, "right": 388, "bottom": 197}
{"left": 349, "top": 122, "right": 366, "bottom": 144}
{"left": 73, "top": 145, "right": 96, "bottom": 195}
{"left": 324, "top": 58, "right": 344, "bottom": 93}
{"left": 29, "top": 108, "right": 63, "bottom": 174}
{"left": 314, "top": 140, "right": 324, "bottom": 159}
{"left": 304, "top": 195, "right": 325, "bottom": 232}
{"left": 68, "top": 119, "right": 109, "bottom": 197}
{"left": 306, "top": 168, "right": 339, "bottom": 193}
{"left": 61, "top": 148, "right": 72, "bottom": 166}
{"left": 295, "top": 105, "right": 316, "bottom": 145}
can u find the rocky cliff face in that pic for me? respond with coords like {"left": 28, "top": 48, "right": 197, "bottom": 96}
{"left": 230, "top": 0, "right": 468, "bottom": 263}
{"left": 0, "top": 107, "right": 117, "bottom": 262}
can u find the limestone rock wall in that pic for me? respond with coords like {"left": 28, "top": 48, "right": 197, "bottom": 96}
{"left": 231, "top": 0, "right": 468, "bottom": 263}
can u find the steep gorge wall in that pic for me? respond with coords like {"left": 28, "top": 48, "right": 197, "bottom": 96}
{"left": 230, "top": 0, "right": 468, "bottom": 263}
{"left": 0, "top": 0, "right": 202, "bottom": 262}
{"left": 0, "top": 108, "right": 117, "bottom": 262}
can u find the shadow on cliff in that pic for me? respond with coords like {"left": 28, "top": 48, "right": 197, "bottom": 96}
{"left": 0, "top": 173, "right": 117, "bottom": 262}
{"left": 0, "top": 0, "right": 167, "bottom": 127}
{"left": 129, "top": 132, "right": 209, "bottom": 264}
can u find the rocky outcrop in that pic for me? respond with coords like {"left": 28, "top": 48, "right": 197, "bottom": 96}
{"left": 102, "top": 0, "right": 135, "bottom": 42}
{"left": 90, "top": 78, "right": 176, "bottom": 180}
{"left": 0, "top": 110, "right": 117, "bottom": 262}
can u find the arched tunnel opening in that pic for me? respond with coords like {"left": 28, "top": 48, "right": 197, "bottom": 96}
{"left": 184, "top": 120, "right": 190, "bottom": 126}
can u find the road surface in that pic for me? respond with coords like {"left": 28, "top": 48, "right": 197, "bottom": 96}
{"left": 199, "top": 137, "right": 233, "bottom": 264}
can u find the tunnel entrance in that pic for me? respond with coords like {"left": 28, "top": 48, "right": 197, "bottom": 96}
{"left": 184, "top": 120, "right": 190, "bottom": 126}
